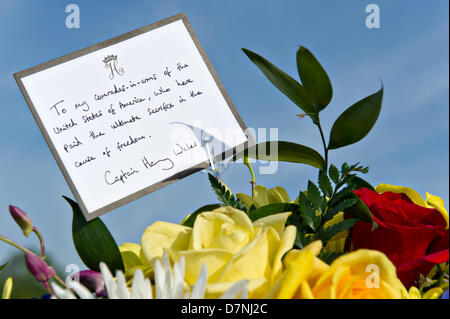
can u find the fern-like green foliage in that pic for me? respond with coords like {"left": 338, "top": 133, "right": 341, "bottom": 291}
{"left": 288, "top": 162, "right": 374, "bottom": 252}
{"left": 208, "top": 174, "right": 247, "bottom": 212}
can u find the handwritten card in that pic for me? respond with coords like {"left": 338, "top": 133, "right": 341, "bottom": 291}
{"left": 14, "top": 13, "right": 250, "bottom": 220}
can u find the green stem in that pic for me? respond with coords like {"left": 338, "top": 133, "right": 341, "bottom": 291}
{"left": 54, "top": 275, "right": 67, "bottom": 288}
{"left": 0, "top": 234, "right": 34, "bottom": 255}
{"left": 243, "top": 156, "right": 256, "bottom": 197}
{"left": 317, "top": 119, "right": 328, "bottom": 171}
{"left": 32, "top": 227, "right": 45, "bottom": 258}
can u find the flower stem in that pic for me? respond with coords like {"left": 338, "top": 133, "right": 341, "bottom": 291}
{"left": 0, "top": 234, "right": 34, "bottom": 255}
{"left": 54, "top": 274, "right": 67, "bottom": 288}
{"left": 32, "top": 227, "right": 45, "bottom": 258}
{"left": 316, "top": 119, "right": 328, "bottom": 171}
{"left": 243, "top": 156, "right": 256, "bottom": 197}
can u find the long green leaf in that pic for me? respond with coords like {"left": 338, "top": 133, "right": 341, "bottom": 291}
{"left": 182, "top": 204, "right": 221, "bottom": 227}
{"left": 64, "top": 196, "right": 124, "bottom": 272}
{"left": 242, "top": 48, "right": 316, "bottom": 119}
{"left": 328, "top": 86, "right": 383, "bottom": 150}
{"left": 248, "top": 203, "right": 299, "bottom": 222}
{"left": 0, "top": 263, "right": 7, "bottom": 272}
{"left": 232, "top": 141, "right": 325, "bottom": 170}
{"left": 297, "top": 46, "right": 333, "bottom": 111}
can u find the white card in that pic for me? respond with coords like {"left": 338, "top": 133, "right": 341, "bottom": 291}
{"left": 15, "top": 13, "right": 249, "bottom": 220}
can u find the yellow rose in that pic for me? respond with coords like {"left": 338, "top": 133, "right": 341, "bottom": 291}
{"left": 269, "top": 241, "right": 406, "bottom": 299}
{"left": 237, "top": 185, "right": 291, "bottom": 210}
{"left": 375, "top": 183, "right": 449, "bottom": 229}
{"left": 140, "top": 206, "right": 296, "bottom": 298}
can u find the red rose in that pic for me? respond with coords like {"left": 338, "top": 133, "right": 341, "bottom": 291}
{"left": 350, "top": 188, "right": 449, "bottom": 288}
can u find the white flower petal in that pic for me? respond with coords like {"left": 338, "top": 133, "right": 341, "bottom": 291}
{"left": 190, "top": 263, "right": 207, "bottom": 299}
{"left": 100, "top": 262, "right": 117, "bottom": 299}
{"left": 154, "top": 259, "right": 165, "bottom": 299}
{"left": 71, "top": 281, "right": 95, "bottom": 299}
{"left": 51, "top": 282, "right": 76, "bottom": 299}
{"left": 172, "top": 257, "right": 185, "bottom": 299}
{"left": 220, "top": 280, "right": 249, "bottom": 299}
{"left": 131, "top": 269, "right": 152, "bottom": 299}
{"left": 115, "top": 271, "right": 131, "bottom": 299}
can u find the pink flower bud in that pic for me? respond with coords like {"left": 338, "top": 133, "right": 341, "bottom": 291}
{"left": 25, "top": 253, "right": 55, "bottom": 283}
{"left": 9, "top": 205, "right": 33, "bottom": 237}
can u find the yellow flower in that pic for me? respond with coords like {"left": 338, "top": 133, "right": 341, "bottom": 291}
{"left": 2, "top": 277, "right": 13, "bottom": 299}
{"left": 270, "top": 241, "right": 406, "bottom": 299}
{"left": 375, "top": 184, "right": 449, "bottom": 229}
{"left": 237, "top": 185, "right": 291, "bottom": 210}
{"left": 402, "top": 286, "right": 444, "bottom": 299}
{"left": 140, "top": 206, "right": 296, "bottom": 298}
{"left": 119, "top": 242, "right": 150, "bottom": 276}
{"left": 322, "top": 212, "right": 347, "bottom": 253}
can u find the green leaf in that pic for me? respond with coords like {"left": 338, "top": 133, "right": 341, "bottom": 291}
{"left": 346, "top": 176, "right": 375, "bottom": 191}
{"left": 318, "top": 170, "right": 333, "bottom": 198}
{"left": 328, "top": 86, "right": 383, "bottom": 150}
{"left": 182, "top": 204, "right": 222, "bottom": 227}
{"left": 232, "top": 141, "right": 325, "bottom": 170}
{"left": 307, "top": 181, "right": 322, "bottom": 210}
{"left": 342, "top": 193, "right": 375, "bottom": 225}
{"left": 318, "top": 218, "right": 358, "bottom": 243}
{"left": 0, "top": 263, "right": 7, "bottom": 272}
{"left": 296, "top": 46, "right": 333, "bottom": 111}
{"left": 322, "top": 197, "right": 358, "bottom": 225}
{"left": 319, "top": 252, "right": 345, "bottom": 265}
{"left": 329, "top": 164, "right": 340, "bottom": 184}
{"left": 249, "top": 203, "right": 299, "bottom": 222}
{"left": 287, "top": 214, "right": 306, "bottom": 249}
{"left": 242, "top": 48, "right": 317, "bottom": 120}
{"left": 208, "top": 174, "right": 246, "bottom": 211}
{"left": 297, "top": 192, "right": 318, "bottom": 231}
{"left": 64, "top": 196, "right": 124, "bottom": 272}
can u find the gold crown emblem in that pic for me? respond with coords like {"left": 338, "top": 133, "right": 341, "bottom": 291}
{"left": 102, "top": 54, "right": 117, "bottom": 64}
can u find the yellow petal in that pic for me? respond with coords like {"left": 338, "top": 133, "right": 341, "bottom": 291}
{"left": 2, "top": 277, "right": 12, "bottom": 299}
{"left": 375, "top": 184, "right": 426, "bottom": 207}
{"left": 141, "top": 221, "right": 192, "bottom": 266}
{"left": 191, "top": 212, "right": 235, "bottom": 250}
{"left": 236, "top": 193, "right": 255, "bottom": 210}
{"left": 425, "top": 193, "right": 449, "bottom": 229}
{"left": 328, "top": 249, "right": 402, "bottom": 298}
{"left": 423, "top": 287, "right": 444, "bottom": 299}
{"left": 217, "top": 228, "right": 269, "bottom": 282}
{"left": 295, "top": 281, "right": 315, "bottom": 299}
{"left": 271, "top": 225, "right": 297, "bottom": 281}
{"left": 407, "top": 286, "right": 422, "bottom": 299}
{"left": 172, "top": 249, "right": 234, "bottom": 284}
{"left": 253, "top": 212, "right": 291, "bottom": 236}
{"left": 253, "top": 185, "right": 270, "bottom": 207}
{"left": 119, "top": 243, "right": 146, "bottom": 273}
{"left": 214, "top": 207, "right": 254, "bottom": 234}
{"left": 277, "top": 249, "right": 314, "bottom": 299}
{"left": 302, "top": 240, "right": 323, "bottom": 256}
{"left": 268, "top": 186, "right": 291, "bottom": 203}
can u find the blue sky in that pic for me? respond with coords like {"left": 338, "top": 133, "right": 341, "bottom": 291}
{"left": 0, "top": 0, "right": 448, "bottom": 272}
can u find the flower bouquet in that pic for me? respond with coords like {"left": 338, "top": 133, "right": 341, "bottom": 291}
{"left": 1, "top": 46, "right": 448, "bottom": 300}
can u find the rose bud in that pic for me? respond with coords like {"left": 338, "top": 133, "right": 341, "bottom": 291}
{"left": 9, "top": 205, "right": 33, "bottom": 237}
{"left": 25, "top": 253, "right": 55, "bottom": 283}
{"left": 71, "top": 270, "right": 106, "bottom": 297}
